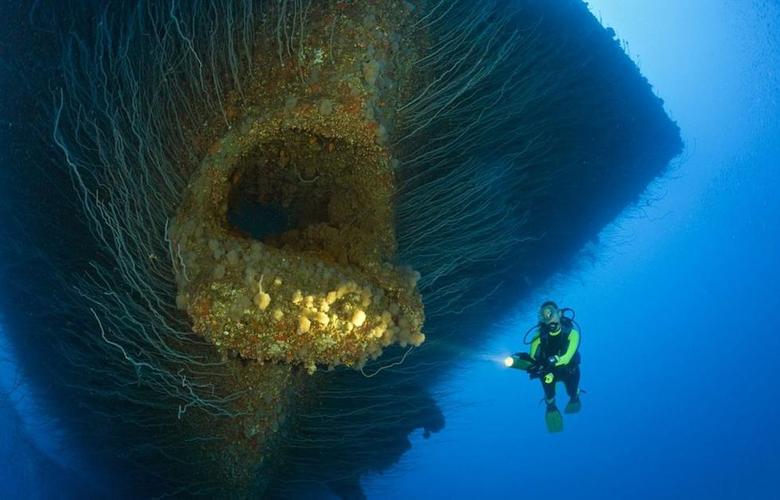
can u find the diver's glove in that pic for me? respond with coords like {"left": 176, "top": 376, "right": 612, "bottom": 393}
{"left": 528, "top": 356, "right": 558, "bottom": 380}
{"left": 527, "top": 362, "right": 544, "bottom": 380}
{"left": 533, "top": 356, "right": 556, "bottom": 371}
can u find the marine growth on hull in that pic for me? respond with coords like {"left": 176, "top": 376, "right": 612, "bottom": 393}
{"left": 170, "top": 1, "right": 425, "bottom": 374}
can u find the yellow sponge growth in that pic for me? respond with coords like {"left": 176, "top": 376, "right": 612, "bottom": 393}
{"left": 167, "top": 0, "right": 426, "bottom": 373}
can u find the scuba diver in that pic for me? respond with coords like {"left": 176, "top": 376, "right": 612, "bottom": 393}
{"left": 504, "top": 301, "right": 581, "bottom": 433}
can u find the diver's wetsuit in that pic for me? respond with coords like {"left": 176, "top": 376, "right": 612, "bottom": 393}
{"left": 529, "top": 320, "right": 581, "bottom": 401}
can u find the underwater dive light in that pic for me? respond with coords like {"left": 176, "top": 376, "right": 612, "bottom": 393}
{"left": 504, "top": 353, "right": 535, "bottom": 371}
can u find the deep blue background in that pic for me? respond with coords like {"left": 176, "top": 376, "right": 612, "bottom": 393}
{"left": 1, "top": 1, "right": 779, "bottom": 498}
{"left": 361, "top": 1, "right": 780, "bottom": 498}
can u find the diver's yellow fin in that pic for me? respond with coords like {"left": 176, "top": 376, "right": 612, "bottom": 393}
{"left": 564, "top": 397, "right": 582, "bottom": 414}
{"left": 545, "top": 407, "right": 564, "bottom": 433}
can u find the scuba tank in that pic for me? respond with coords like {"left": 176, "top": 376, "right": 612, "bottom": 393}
{"left": 522, "top": 307, "right": 581, "bottom": 345}
{"left": 506, "top": 306, "right": 582, "bottom": 370}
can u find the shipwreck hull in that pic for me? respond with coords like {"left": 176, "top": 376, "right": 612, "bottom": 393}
{"left": 0, "top": 0, "right": 681, "bottom": 497}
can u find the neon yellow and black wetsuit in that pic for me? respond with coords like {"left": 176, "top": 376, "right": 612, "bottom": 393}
{"left": 529, "top": 319, "right": 581, "bottom": 403}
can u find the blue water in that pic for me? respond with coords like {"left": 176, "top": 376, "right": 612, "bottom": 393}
{"left": 360, "top": 1, "right": 780, "bottom": 498}
{"left": 2, "top": 1, "right": 779, "bottom": 498}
